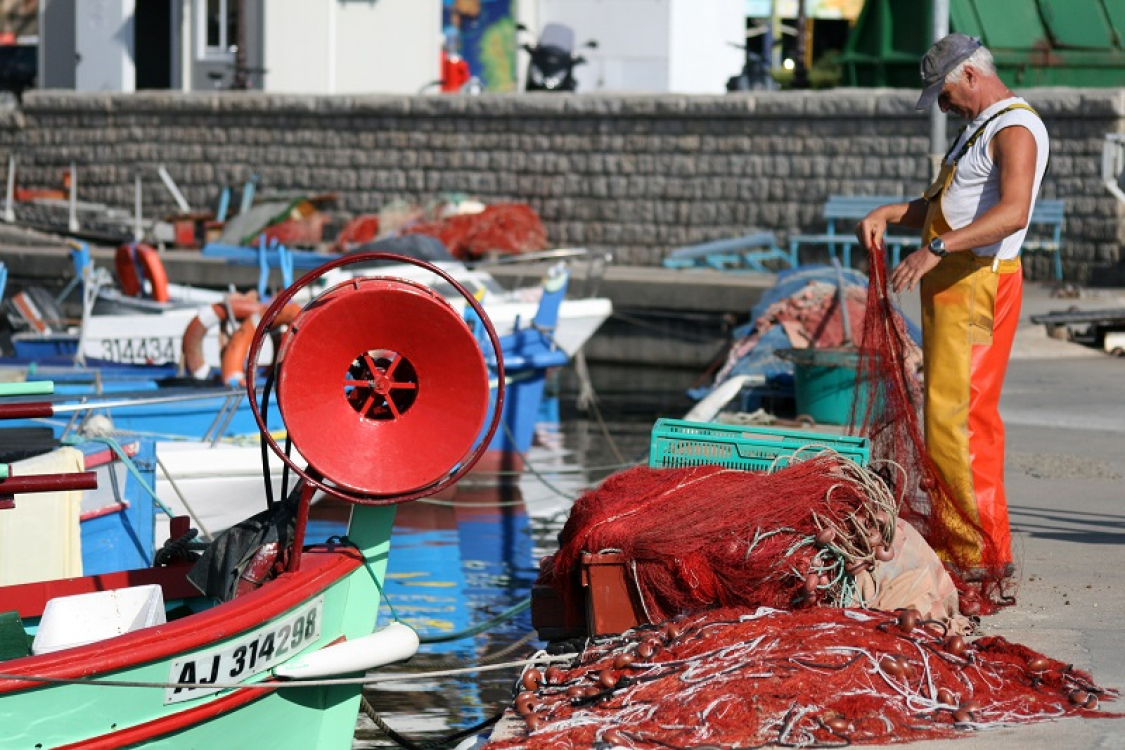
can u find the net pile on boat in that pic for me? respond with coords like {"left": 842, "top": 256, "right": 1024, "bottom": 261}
{"left": 402, "top": 202, "right": 547, "bottom": 260}
{"left": 547, "top": 456, "right": 901, "bottom": 623}
{"left": 485, "top": 606, "right": 1113, "bottom": 749}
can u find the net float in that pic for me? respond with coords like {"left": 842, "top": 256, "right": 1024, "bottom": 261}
{"left": 879, "top": 655, "right": 904, "bottom": 677}
{"left": 663, "top": 622, "right": 683, "bottom": 640}
{"left": 815, "top": 527, "right": 836, "bottom": 547}
{"left": 845, "top": 559, "right": 870, "bottom": 575}
{"left": 602, "top": 729, "right": 626, "bottom": 745}
{"left": 960, "top": 699, "right": 983, "bottom": 713}
{"left": 944, "top": 634, "right": 967, "bottom": 657}
{"left": 897, "top": 608, "right": 920, "bottom": 633}
{"left": 952, "top": 708, "right": 972, "bottom": 724}
{"left": 824, "top": 717, "right": 849, "bottom": 733}
{"left": 525, "top": 712, "right": 544, "bottom": 732}
{"left": 1085, "top": 693, "right": 1099, "bottom": 709}
{"left": 521, "top": 667, "right": 542, "bottom": 691}
{"left": 936, "top": 687, "right": 956, "bottom": 705}
{"left": 598, "top": 669, "right": 619, "bottom": 689}
{"left": 804, "top": 572, "right": 820, "bottom": 593}
{"left": 1070, "top": 689, "right": 1090, "bottom": 705}
{"left": 875, "top": 545, "right": 895, "bottom": 562}
{"left": 636, "top": 642, "right": 655, "bottom": 659}
{"left": 614, "top": 652, "right": 635, "bottom": 669}
{"left": 515, "top": 692, "right": 537, "bottom": 716}
{"left": 1027, "top": 657, "right": 1050, "bottom": 672}
{"left": 566, "top": 685, "right": 585, "bottom": 699}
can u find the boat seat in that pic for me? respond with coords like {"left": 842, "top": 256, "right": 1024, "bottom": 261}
{"left": 31, "top": 584, "right": 166, "bottom": 655}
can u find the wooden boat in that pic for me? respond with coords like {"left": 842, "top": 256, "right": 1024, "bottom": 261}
{"left": 0, "top": 253, "right": 505, "bottom": 747}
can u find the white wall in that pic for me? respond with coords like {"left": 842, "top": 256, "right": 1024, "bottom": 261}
{"left": 75, "top": 0, "right": 135, "bottom": 91}
{"left": 262, "top": 0, "right": 439, "bottom": 94}
{"left": 535, "top": 0, "right": 741, "bottom": 93}
{"left": 668, "top": 0, "right": 744, "bottom": 94}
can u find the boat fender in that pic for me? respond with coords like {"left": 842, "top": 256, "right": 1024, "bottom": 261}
{"left": 273, "top": 622, "right": 420, "bottom": 680}
{"left": 220, "top": 303, "right": 302, "bottom": 387}
{"left": 182, "top": 295, "right": 262, "bottom": 379}
{"left": 115, "top": 243, "right": 170, "bottom": 303}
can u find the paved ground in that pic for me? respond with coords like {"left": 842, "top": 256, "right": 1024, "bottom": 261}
{"left": 887, "top": 281, "right": 1125, "bottom": 748}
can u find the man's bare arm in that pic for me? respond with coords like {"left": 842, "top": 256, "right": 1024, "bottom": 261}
{"left": 855, "top": 198, "right": 929, "bottom": 251}
{"left": 937, "top": 126, "right": 1039, "bottom": 253}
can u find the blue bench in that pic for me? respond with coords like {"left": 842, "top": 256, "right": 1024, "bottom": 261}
{"left": 787, "top": 195, "right": 921, "bottom": 270}
{"left": 788, "top": 195, "right": 1066, "bottom": 280}
{"left": 663, "top": 230, "right": 794, "bottom": 272}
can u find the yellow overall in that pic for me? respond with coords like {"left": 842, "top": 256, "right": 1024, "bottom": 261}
{"left": 919, "top": 104, "right": 1035, "bottom": 571}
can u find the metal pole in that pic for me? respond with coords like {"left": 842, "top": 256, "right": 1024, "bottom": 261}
{"left": 134, "top": 171, "right": 144, "bottom": 242}
{"left": 3, "top": 154, "right": 15, "bottom": 223}
{"left": 793, "top": 0, "right": 810, "bottom": 89}
{"left": 68, "top": 162, "right": 79, "bottom": 233}
{"left": 929, "top": 0, "right": 950, "bottom": 180}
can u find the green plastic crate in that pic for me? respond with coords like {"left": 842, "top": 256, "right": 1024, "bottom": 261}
{"left": 648, "top": 418, "right": 869, "bottom": 472}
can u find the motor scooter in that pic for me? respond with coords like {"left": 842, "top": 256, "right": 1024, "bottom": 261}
{"left": 519, "top": 23, "right": 597, "bottom": 92}
{"left": 725, "top": 42, "right": 775, "bottom": 92}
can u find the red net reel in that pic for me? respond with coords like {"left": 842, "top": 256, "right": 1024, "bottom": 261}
{"left": 244, "top": 253, "right": 504, "bottom": 504}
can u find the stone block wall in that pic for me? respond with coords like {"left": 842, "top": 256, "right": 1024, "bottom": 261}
{"left": 1, "top": 88, "right": 1123, "bottom": 284}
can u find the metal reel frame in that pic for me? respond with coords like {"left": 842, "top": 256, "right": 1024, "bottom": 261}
{"left": 244, "top": 252, "right": 506, "bottom": 505}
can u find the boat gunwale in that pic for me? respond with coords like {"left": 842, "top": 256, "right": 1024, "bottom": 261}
{"left": 0, "top": 543, "right": 365, "bottom": 692}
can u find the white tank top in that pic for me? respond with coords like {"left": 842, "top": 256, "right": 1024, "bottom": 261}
{"left": 941, "top": 96, "right": 1051, "bottom": 260}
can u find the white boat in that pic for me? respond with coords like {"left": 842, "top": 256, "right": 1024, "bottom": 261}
{"left": 7, "top": 245, "right": 612, "bottom": 371}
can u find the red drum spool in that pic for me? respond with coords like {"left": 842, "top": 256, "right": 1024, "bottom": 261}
{"left": 276, "top": 277, "right": 490, "bottom": 496}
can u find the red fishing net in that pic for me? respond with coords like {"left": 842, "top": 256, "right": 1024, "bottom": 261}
{"left": 486, "top": 607, "right": 1113, "bottom": 749}
{"left": 547, "top": 457, "right": 899, "bottom": 624}
{"left": 402, "top": 203, "right": 548, "bottom": 260}
{"left": 856, "top": 246, "right": 1010, "bottom": 614}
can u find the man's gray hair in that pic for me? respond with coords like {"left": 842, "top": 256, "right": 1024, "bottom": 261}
{"left": 946, "top": 46, "right": 996, "bottom": 83}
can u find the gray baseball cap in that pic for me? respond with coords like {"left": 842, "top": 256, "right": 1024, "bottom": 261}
{"left": 916, "top": 33, "right": 983, "bottom": 110}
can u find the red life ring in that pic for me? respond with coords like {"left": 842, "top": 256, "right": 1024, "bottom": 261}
{"left": 220, "top": 303, "right": 302, "bottom": 387}
{"left": 115, "top": 243, "right": 170, "bottom": 303}
{"left": 181, "top": 293, "right": 262, "bottom": 379}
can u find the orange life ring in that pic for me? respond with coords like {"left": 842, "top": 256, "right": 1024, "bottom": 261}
{"left": 115, "top": 243, "right": 170, "bottom": 303}
{"left": 220, "top": 303, "right": 302, "bottom": 387}
{"left": 181, "top": 293, "right": 262, "bottom": 379}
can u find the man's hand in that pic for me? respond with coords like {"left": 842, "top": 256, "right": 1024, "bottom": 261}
{"left": 855, "top": 215, "right": 888, "bottom": 252}
{"left": 890, "top": 247, "right": 942, "bottom": 293}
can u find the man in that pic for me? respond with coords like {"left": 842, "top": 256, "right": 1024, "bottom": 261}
{"left": 855, "top": 34, "right": 1050, "bottom": 580}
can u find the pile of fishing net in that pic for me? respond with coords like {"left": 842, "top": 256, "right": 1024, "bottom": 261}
{"left": 402, "top": 202, "right": 547, "bottom": 260}
{"left": 545, "top": 455, "right": 912, "bottom": 625}
{"left": 485, "top": 606, "right": 1113, "bottom": 749}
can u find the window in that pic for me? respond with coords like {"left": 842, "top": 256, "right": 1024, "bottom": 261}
{"left": 200, "top": 0, "right": 238, "bottom": 59}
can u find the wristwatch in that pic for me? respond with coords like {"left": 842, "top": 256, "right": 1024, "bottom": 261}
{"left": 928, "top": 236, "right": 949, "bottom": 258}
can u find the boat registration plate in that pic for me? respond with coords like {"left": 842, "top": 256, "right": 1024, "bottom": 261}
{"left": 164, "top": 596, "right": 324, "bottom": 704}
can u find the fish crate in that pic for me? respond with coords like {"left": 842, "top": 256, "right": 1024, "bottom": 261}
{"left": 648, "top": 418, "right": 869, "bottom": 471}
